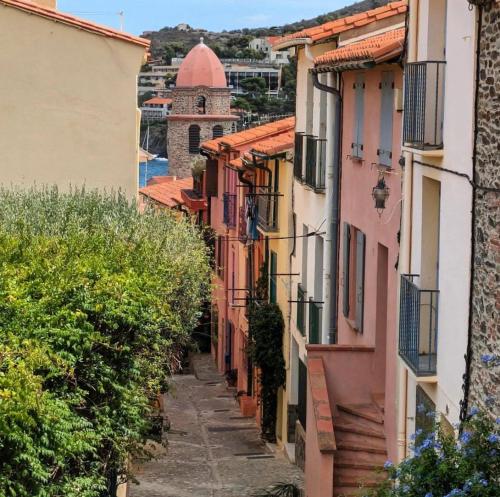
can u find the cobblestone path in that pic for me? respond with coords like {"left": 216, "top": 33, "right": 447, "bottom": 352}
{"left": 129, "top": 354, "right": 303, "bottom": 497}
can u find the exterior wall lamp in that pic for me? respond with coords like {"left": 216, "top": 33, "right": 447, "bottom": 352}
{"left": 372, "top": 174, "right": 390, "bottom": 215}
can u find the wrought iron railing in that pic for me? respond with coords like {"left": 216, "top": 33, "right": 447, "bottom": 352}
{"left": 403, "top": 61, "right": 446, "bottom": 150}
{"left": 399, "top": 274, "right": 439, "bottom": 376}
{"left": 293, "top": 133, "right": 304, "bottom": 180}
{"left": 223, "top": 193, "right": 237, "bottom": 227}
{"left": 304, "top": 137, "right": 327, "bottom": 190}
{"left": 238, "top": 205, "right": 247, "bottom": 243}
{"left": 297, "top": 284, "right": 306, "bottom": 336}
{"left": 256, "top": 187, "right": 279, "bottom": 231}
{"left": 309, "top": 299, "right": 322, "bottom": 345}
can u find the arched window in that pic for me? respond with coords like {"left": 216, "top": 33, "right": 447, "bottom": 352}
{"left": 212, "top": 125, "right": 224, "bottom": 139}
{"left": 188, "top": 125, "right": 201, "bottom": 154}
{"left": 196, "top": 95, "right": 206, "bottom": 114}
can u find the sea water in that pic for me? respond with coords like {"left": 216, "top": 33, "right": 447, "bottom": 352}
{"left": 139, "top": 159, "right": 169, "bottom": 188}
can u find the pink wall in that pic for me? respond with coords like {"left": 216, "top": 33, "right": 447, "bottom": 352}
{"left": 337, "top": 66, "right": 403, "bottom": 461}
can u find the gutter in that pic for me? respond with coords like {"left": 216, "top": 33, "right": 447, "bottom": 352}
{"left": 311, "top": 70, "right": 342, "bottom": 344}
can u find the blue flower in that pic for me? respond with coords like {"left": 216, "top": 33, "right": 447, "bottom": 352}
{"left": 469, "top": 406, "right": 479, "bottom": 416}
{"left": 490, "top": 449, "right": 497, "bottom": 457}
{"left": 481, "top": 354, "right": 496, "bottom": 364}
{"left": 383, "top": 460, "right": 393, "bottom": 470}
{"left": 479, "top": 479, "right": 488, "bottom": 487}
{"left": 495, "top": 417, "right": 500, "bottom": 425}
{"left": 460, "top": 431, "right": 472, "bottom": 444}
{"left": 463, "top": 481, "right": 472, "bottom": 492}
{"left": 402, "top": 484, "right": 410, "bottom": 493}
{"left": 425, "top": 493, "right": 433, "bottom": 497}
{"left": 410, "top": 428, "right": 423, "bottom": 440}
{"left": 426, "top": 410, "right": 436, "bottom": 418}
{"left": 487, "top": 433, "right": 499, "bottom": 443}
{"left": 444, "top": 489, "right": 463, "bottom": 497}
{"left": 419, "top": 437, "right": 434, "bottom": 450}
{"left": 417, "top": 403, "right": 427, "bottom": 413}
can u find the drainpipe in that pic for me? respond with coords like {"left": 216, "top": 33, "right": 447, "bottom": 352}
{"left": 312, "top": 71, "right": 341, "bottom": 344}
{"left": 397, "top": 0, "right": 418, "bottom": 462}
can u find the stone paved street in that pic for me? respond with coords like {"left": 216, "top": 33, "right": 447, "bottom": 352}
{"left": 129, "top": 354, "right": 303, "bottom": 497}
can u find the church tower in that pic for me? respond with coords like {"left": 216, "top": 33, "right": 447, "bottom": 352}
{"left": 167, "top": 39, "right": 238, "bottom": 178}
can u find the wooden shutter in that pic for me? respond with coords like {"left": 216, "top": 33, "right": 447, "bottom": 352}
{"left": 188, "top": 125, "right": 200, "bottom": 153}
{"left": 342, "top": 223, "right": 350, "bottom": 317}
{"left": 355, "top": 230, "right": 366, "bottom": 332}
{"left": 205, "top": 159, "right": 218, "bottom": 197}
{"left": 379, "top": 72, "right": 394, "bottom": 167}
{"left": 270, "top": 251, "right": 277, "bottom": 304}
{"left": 352, "top": 74, "right": 365, "bottom": 158}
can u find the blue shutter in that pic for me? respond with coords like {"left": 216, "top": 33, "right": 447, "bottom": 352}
{"left": 355, "top": 230, "right": 366, "bottom": 332}
{"left": 352, "top": 74, "right": 365, "bottom": 158}
{"left": 342, "top": 223, "right": 350, "bottom": 317}
{"left": 379, "top": 72, "right": 394, "bottom": 167}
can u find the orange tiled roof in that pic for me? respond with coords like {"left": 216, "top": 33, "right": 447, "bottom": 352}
{"left": 139, "top": 177, "right": 193, "bottom": 208}
{"left": 315, "top": 28, "right": 405, "bottom": 67}
{"left": 143, "top": 97, "right": 172, "bottom": 105}
{"left": 0, "top": 0, "right": 150, "bottom": 48}
{"left": 201, "top": 117, "right": 295, "bottom": 154}
{"left": 251, "top": 129, "right": 295, "bottom": 157}
{"left": 273, "top": 1, "right": 407, "bottom": 48}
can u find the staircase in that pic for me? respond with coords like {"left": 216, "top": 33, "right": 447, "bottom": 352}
{"left": 332, "top": 401, "right": 388, "bottom": 497}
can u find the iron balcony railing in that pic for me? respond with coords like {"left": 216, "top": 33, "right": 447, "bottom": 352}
{"left": 309, "top": 299, "right": 322, "bottom": 345}
{"left": 256, "top": 187, "right": 279, "bottom": 232}
{"left": 399, "top": 274, "right": 439, "bottom": 376}
{"left": 293, "top": 132, "right": 304, "bottom": 180}
{"left": 223, "top": 193, "right": 237, "bottom": 227}
{"left": 305, "top": 137, "right": 327, "bottom": 190}
{"left": 297, "top": 284, "right": 306, "bottom": 336}
{"left": 403, "top": 61, "right": 446, "bottom": 150}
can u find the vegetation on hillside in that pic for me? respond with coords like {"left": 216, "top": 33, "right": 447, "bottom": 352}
{"left": 0, "top": 188, "right": 210, "bottom": 496}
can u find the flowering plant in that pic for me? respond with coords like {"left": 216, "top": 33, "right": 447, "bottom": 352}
{"left": 372, "top": 409, "right": 499, "bottom": 497}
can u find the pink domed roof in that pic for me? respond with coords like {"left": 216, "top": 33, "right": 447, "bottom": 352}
{"left": 176, "top": 40, "right": 227, "bottom": 88}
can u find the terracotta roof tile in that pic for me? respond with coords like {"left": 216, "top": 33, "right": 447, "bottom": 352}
{"left": 0, "top": 0, "right": 150, "bottom": 48}
{"left": 251, "top": 129, "right": 295, "bottom": 157}
{"left": 201, "top": 117, "right": 295, "bottom": 154}
{"left": 314, "top": 28, "right": 405, "bottom": 67}
{"left": 139, "top": 177, "right": 193, "bottom": 208}
{"left": 272, "top": 1, "right": 406, "bottom": 48}
{"left": 143, "top": 97, "right": 172, "bottom": 105}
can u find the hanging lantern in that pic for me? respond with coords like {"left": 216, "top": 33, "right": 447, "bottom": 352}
{"left": 372, "top": 175, "right": 390, "bottom": 214}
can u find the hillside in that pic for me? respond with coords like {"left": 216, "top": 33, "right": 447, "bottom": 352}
{"left": 143, "top": 0, "right": 391, "bottom": 62}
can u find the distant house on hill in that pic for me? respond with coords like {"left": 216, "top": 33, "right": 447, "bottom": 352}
{"left": 0, "top": 0, "right": 149, "bottom": 199}
{"left": 176, "top": 23, "right": 191, "bottom": 32}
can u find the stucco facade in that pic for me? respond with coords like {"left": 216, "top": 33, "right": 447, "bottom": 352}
{"left": 0, "top": 0, "right": 148, "bottom": 199}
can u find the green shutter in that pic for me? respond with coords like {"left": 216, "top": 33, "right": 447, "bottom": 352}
{"left": 355, "top": 230, "right": 366, "bottom": 332}
{"left": 270, "top": 251, "right": 277, "bottom": 304}
{"left": 343, "top": 223, "right": 350, "bottom": 317}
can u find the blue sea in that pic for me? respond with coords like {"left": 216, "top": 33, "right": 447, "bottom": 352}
{"left": 139, "top": 159, "right": 169, "bottom": 188}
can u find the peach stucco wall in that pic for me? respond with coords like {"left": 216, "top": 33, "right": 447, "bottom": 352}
{"left": 337, "top": 66, "right": 403, "bottom": 461}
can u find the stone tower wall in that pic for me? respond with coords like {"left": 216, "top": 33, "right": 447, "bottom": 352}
{"left": 167, "top": 119, "right": 233, "bottom": 178}
{"left": 468, "top": 1, "right": 500, "bottom": 418}
{"left": 171, "top": 87, "right": 232, "bottom": 115}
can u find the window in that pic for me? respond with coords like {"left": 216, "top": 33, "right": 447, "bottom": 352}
{"left": 212, "top": 125, "right": 224, "bottom": 139}
{"left": 379, "top": 72, "right": 394, "bottom": 167}
{"left": 269, "top": 251, "right": 277, "bottom": 304}
{"left": 196, "top": 95, "right": 206, "bottom": 114}
{"left": 352, "top": 74, "right": 365, "bottom": 159}
{"left": 342, "top": 223, "right": 366, "bottom": 332}
{"left": 188, "top": 125, "right": 201, "bottom": 154}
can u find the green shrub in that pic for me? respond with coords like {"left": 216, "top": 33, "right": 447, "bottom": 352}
{"left": 0, "top": 187, "right": 211, "bottom": 496}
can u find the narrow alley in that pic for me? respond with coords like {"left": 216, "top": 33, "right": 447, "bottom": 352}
{"left": 129, "top": 355, "right": 303, "bottom": 497}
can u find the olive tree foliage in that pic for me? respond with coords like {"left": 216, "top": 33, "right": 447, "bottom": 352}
{"left": 0, "top": 188, "right": 211, "bottom": 496}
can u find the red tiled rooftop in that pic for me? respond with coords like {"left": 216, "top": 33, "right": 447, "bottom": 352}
{"left": 143, "top": 97, "right": 172, "bottom": 105}
{"left": 272, "top": 1, "right": 407, "bottom": 48}
{"left": 201, "top": 117, "right": 295, "bottom": 154}
{"left": 0, "top": 0, "right": 150, "bottom": 48}
{"left": 139, "top": 177, "right": 193, "bottom": 208}
{"left": 314, "top": 28, "right": 405, "bottom": 67}
{"left": 251, "top": 129, "right": 295, "bottom": 157}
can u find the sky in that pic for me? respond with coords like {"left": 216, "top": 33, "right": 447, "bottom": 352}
{"left": 58, "top": 0, "right": 354, "bottom": 35}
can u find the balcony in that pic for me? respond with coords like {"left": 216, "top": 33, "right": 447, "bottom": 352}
{"left": 223, "top": 193, "right": 237, "bottom": 227}
{"left": 399, "top": 274, "right": 439, "bottom": 376}
{"left": 305, "top": 137, "right": 327, "bottom": 191}
{"left": 256, "top": 187, "right": 279, "bottom": 232}
{"left": 309, "top": 299, "right": 322, "bottom": 345}
{"left": 403, "top": 61, "right": 446, "bottom": 150}
{"left": 238, "top": 205, "right": 247, "bottom": 243}
{"left": 293, "top": 132, "right": 304, "bottom": 180}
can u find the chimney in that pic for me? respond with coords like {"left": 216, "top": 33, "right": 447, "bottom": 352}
{"left": 32, "top": 0, "right": 57, "bottom": 9}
